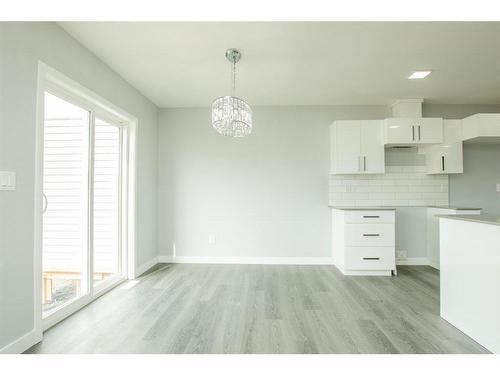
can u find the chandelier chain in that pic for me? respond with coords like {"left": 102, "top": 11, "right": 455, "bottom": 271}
{"left": 232, "top": 60, "right": 236, "bottom": 97}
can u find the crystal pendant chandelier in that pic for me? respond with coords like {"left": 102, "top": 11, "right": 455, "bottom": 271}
{"left": 212, "top": 48, "right": 252, "bottom": 137}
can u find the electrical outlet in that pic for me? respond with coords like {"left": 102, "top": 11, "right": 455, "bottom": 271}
{"left": 496, "top": 183, "right": 500, "bottom": 193}
{"left": 208, "top": 234, "right": 216, "bottom": 245}
{"left": 397, "top": 250, "right": 407, "bottom": 260}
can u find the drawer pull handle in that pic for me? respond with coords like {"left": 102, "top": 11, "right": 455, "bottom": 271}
{"left": 363, "top": 215, "right": 380, "bottom": 218}
{"left": 363, "top": 257, "right": 380, "bottom": 261}
{"left": 363, "top": 234, "right": 380, "bottom": 237}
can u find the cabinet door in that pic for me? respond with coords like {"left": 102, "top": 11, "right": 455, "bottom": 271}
{"left": 442, "top": 142, "right": 463, "bottom": 173}
{"left": 426, "top": 145, "right": 463, "bottom": 174}
{"left": 414, "top": 118, "right": 443, "bottom": 144}
{"left": 360, "top": 120, "right": 385, "bottom": 174}
{"left": 384, "top": 118, "right": 414, "bottom": 144}
{"left": 425, "top": 120, "right": 463, "bottom": 174}
{"left": 333, "top": 121, "right": 361, "bottom": 174}
{"left": 425, "top": 147, "right": 443, "bottom": 174}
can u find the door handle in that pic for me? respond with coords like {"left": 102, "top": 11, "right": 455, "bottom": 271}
{"left": 363, "top": 234, "right": 380, "bottom": 237}
{"left": 42, "top": 193, "right": 48, "bottom": 214}
{"left": 363, "top": 156, "right": 366, "bottom": 171}
{"left": 412, "top": 125, "right": 415, "bottom": 141}
{"left": 363, "top": 257, "right": 380, "bottom": 261}
{"left": 441, "top": 155, "right": 445, "bottom": 172}
{"left": 418, "top": 125, "right": 421, "bottom": 141}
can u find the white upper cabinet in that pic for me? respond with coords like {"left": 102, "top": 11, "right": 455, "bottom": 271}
{"left": 331, "top": 121, "right": 361, "bottom": 174}
{"left": 424, "top": 120, "right": 463, "bottom": 174}
{"left": 383, "top": 118, "right": 443, "bottom": 145}
{"left": 462, "top": 113, "right": 500, "bottom": 143}
{"left": 330, "top": 120, "right": 385, "bottom": 175}
{"left": 360, "top": 121, "right": 385, "bottom": 174}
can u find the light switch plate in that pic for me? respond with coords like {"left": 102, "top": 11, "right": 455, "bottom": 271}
{"left": 0, "top": 171, "right": 16, "bottom": 191}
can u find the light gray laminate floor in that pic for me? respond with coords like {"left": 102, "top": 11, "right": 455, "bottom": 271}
{"left": 26, "top": 264, "right": 489, "bottom": 354}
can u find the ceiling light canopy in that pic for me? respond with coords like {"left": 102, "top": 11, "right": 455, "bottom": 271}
{"left": 211, "top": 48, "right": 252, "bottom": 137}
{"left": 408, "top": 70, "right": 432, "bottom": 79}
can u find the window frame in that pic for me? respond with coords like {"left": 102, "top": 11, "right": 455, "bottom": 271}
{"left": 34, "top": 62, "right": 138, "bottom": 334}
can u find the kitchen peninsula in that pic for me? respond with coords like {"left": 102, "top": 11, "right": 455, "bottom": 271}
{"left": 439, "top": 214, "right": 500, "bottom": 353}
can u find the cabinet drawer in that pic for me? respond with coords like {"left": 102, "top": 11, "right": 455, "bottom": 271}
{"left": 345, "top": 210, "right": 395, "bottom": 224}
{"left": 345, "top": 223, "right": 395, "bottom": 246}
{"left": 345, "top": 246, "right": 395, "bottom": 270}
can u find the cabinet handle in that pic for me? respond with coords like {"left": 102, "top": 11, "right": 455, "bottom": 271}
{"left": 363, "top": 234, "right": 380, "bottom": 237}
{"left": 441, "top": 155, "right": 445, "bottom": 171}
{"left": 358, "top": 156, "right": 361, "bottom": 172}
{"left": 363, "top": 156, "right": 366, "bottom": 171}
{"left": 363, "top": 215, "right": 380, "bottom": 218}
{"left": 418, "top": 125, "right": 421, "bottom": 141}
{"left": 412, "top": 125, "right": 415, "bottom": 141}
{"left": 363, "top": 257, "right": 380, "bottom": 261}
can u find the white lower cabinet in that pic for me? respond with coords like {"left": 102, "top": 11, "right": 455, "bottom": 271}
{"left": 332, "top": 208, "right": 396, "bottom": 276}
{"left": 344, "top": 224, "right": 395, "bottom": 247}
{"left": 344, "top": 247, "right": 395, "bottom": 271}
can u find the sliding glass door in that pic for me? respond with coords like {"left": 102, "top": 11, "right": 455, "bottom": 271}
{"left": 42, "top": 93, "right": 90, "bottom": 314}
{"left": 92, "top": 117, "right": 122, "bottom": 287}
{"left": 42, "top": 91, "right": 125, "bottom": 320}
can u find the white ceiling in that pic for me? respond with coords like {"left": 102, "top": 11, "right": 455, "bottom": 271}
{"left": 59, "top": 22, "right": 500, "bottom": 108}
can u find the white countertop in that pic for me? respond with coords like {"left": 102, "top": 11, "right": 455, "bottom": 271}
{"left": 329, "top": 206, "right": 396, "bottom": 211}
{"left": 438, "top": 214, "right": 500, "bottom": 226}
{"left": 330, "top": 205, "right": 481, "bottom": 211}
{"left": 427, "top": 206, "right": 482, "bottom": 210}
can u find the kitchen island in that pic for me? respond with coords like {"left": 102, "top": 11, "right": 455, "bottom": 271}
{"left": 439, "top": 214, "right": 500, "bottom": 353}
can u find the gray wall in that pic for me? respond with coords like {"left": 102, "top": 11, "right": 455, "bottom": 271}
{"left": 450, "top": 144, "right": 500, "bottom": 215}
{"left": 158, "top": 106, "right": 389, "bottom": 258}
{"left": 0, "top": 23, "right": 159, "bottom": 349}
{"left": 158, "top": 104, "right": 500, "bottom": 262}
{"left": 395, "top": 207, "right": 428, "bottom": 259}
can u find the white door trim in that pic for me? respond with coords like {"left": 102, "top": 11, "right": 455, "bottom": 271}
{"left": 31, "top": 61, "right": 138, "bottom": 352}
{"left": 156, "top": 256, "right": 335, "bottom": 265}
{"left": 0, "top": 329, "right": 42, "bottom": 354}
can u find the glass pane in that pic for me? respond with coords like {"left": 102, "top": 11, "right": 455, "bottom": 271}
{"left": 93, "top": 117, "right": 121, "bottom": 285}
{"left": 42, "top": 92, "right": 90, "bottom": 315}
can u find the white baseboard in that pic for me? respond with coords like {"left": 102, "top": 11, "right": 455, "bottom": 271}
{"left": 138, "top": 255, "right": 428, "bottom": 272}
{"left": 396, "top": 257, "right": 429, "bottom": 266}
{"left": 157, "top": 255, "right": 334, "bottom": 265}
{"left": 0, "top": 328, "right": 42, "bottom": 354}
{"left": 428, "top": 261, "right": 439, "bottom": 270}
{"left": 135, "top": 256, "right": 160, "bottom": 278}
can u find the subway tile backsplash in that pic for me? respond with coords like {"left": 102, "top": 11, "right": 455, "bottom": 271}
{"left": 329, "top": 166, "right": 449, "bottom": 207}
